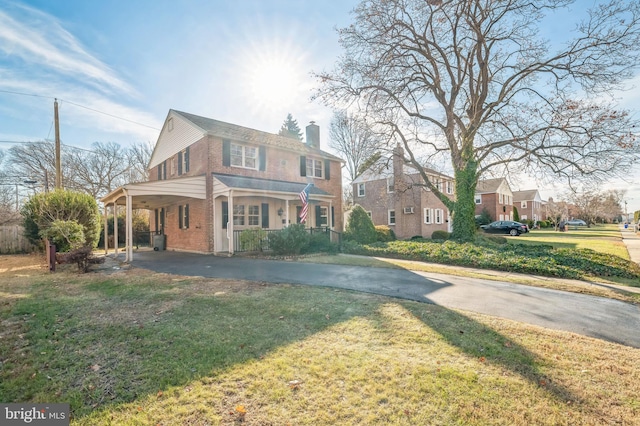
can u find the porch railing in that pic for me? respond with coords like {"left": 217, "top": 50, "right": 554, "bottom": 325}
{"left": 233, "top": 227, "right": 341, "bottom": 253}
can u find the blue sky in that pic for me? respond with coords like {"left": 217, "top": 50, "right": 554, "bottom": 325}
{"left": 1, "top": 0, "right": 639, "bottom": 212}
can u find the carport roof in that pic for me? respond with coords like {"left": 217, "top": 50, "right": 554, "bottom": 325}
{"left": 100, "top": 175, "right": 207, "bottom": 209}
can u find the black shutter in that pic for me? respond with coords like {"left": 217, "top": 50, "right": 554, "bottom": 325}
{"left": 222, "top": 201, "right": 228, "bottom": 228}
{"left": 259, "top": 146, "right": 266, "bottom": 171}
{"left": 185, "top": 204, "right": 189, "bottom": 229}
{"left": 157, "top": 164, "right": 161, "bottom": 180}
{"left": 300, "top": 156, "right": 306, "bottom": 176}
{"left": 261, "top": 203, "right": 269, "bottom": 228}
{"left": 179, "top": 205, "right": 183, "bottom": 229}
{"left": 178, "top": 151, "right": 183, "bottom": 176}
{"left": 163, "top": 161, "right": 167, "bottom": 180}
{"left": 315, "top": 205, "right": 322, "bottom": 227}
{"left": 324, "top": 159, "right": 331, "bottom": 180}
{"left": 331, "top": 206, "right": 335, "bottom": 228}
{"left": 185, "top": 147, "right": 190, "bottom": 172}
{"left": 223, "top": 139, "right": 231, "bottom": 166}
{"left": 296, "top": 206, "right": 302, "bottom": 224}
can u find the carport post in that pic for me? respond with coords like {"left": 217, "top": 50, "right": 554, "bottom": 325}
{"left": 126, "top": 193, "right": 133, "bottom": 262}
{"left": 103, "top": 203, "right": 108, "bottom": 255}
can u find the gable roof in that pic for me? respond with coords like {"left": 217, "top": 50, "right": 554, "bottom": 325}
{"left": 476, "top": 178, "right": 510, "bottom": 194}
{"left": 352, "top": 156, "right": 452, "bottom": 184}
{"left": 174, "top": 110, "right": 341, "bottom": 160}
{"left": 512, "top": 189, "right": 540, "bottom": 202}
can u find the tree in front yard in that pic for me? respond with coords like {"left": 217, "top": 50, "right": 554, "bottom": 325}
{"left": 314, "top": 0, "right": 640, "bottom": 241}
{"left": 344, "top": 204, "right": 377, "bottom": 244}
{"left": 21, "top": 189, "right": 100, "bottom": 251}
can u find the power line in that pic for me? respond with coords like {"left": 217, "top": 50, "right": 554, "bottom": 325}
{"left": 0, "top": 89, "right": 161, "bottom": 131}
{"left": 0, "top": 140, "right": 94, "bottom": 152}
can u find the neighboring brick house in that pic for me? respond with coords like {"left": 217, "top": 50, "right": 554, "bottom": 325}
{"left": 474, "top": 178, "right": 513, "bottom": 222}
{"left": 352, "top": 146, "right": 454, "bottom": 239}
{"left": 512, "top": 189, "right": 544, "bottom": 223}
{"left": 101, "top": 109, "right": 343, "bottom": 260}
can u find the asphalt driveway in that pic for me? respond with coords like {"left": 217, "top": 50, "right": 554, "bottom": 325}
{"left": 128, "top": 251, "right": 640, "bottom": 348}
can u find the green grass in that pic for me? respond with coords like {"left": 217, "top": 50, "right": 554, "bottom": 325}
{"left": 1, "top": 262, "right": 639, "bottom": 425}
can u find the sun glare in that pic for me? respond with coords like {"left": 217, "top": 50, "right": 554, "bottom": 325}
{"left": 239, "top": 40, "right": 308, "bottom": 114}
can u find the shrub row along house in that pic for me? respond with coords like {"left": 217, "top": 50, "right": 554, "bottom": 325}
{"left": 101, "top": 110, "right": 343, "bottom": 260}
{"left": 353, "top": 147, "right": 546, "bottom": 240}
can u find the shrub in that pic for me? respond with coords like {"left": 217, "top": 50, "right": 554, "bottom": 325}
{"left": 56, "top": 245, "right": 105, "bottom": 273}
{"left": 513, "top": 206, "right": 520, "bottom": 222}
{"left": 344, "top": 205, "right": 377, "bottom": 244}
{"left": 239, "top": 228, "right": 268, "bottom": 252}
{"left": 39, "top": 219, "right": 85, "bottom": 252}
{"left": 475, "top": 208, "right": 493, "bottom": 227}
{"left": 375, "top": 225, "right": 396, "bottom": 242}
{"left": 22, "top": 189, "right": 100, "bottom": 250}
{"left": 303, "top": 233, "right": 339, "bottom": 254}
{"left": 431, "top": 230, "right": 451, "bottom": 240}
{"left": 268, "top": 224, "right": 310, "bottom": 256}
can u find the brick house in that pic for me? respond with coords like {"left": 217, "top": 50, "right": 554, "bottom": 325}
{"left": 512, "top": 189, "right": 544, "bottom": 223}
{"left": 352, "top": 146, "right": 454, "bottom": 239}
{"left": 101, "top": 110, "right": 343, "bottom": 260}
{"left": 474, "top": 178, "right": 513, "bottom": 222}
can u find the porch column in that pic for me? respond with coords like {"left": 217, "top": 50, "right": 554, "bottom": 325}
{"left": 126, "top": 194, "right": 133, "bottom": 262}
{"left": 285, "top": 199, "right": 289, "bottom": 226}
{"left": 103, "top": 203, "right": 108, "bottom": 255}
{"left": 114, "top": 203, "right": 119, "bottom": 257}
{"left": 228, "top": 190, "right": 234, "bottom": 254}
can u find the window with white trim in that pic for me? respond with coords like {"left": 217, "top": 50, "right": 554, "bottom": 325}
{"left": 233, "top": 205, "right": 245, "bottom": 226}
{"left": 248, "top": 205, "right": 260, "bottom": 226}
{"left": 387, "top": 176, "right": 394, "bottom": 193}
{"left": 424, "top": 208, "right": 432, "bottom": 224}
{"left": 388, "top": 210, "right": 396, "bottom": 225}
{"left": 521, "top": 201, "right": 527, "bottom": 208}
{"left": 475, "top": 195, "right": 482, "bottom": 204}
{"left": 170, "top": 157, "right": 176, "bottom": 176}
{"left": 357, "top": 183, "right": 365, "bottom": 197}
{"left": 435, "top": 208, "right": 443, "bottom": 224}
{"left": 446, "top": 181, "right": 453, "bottom": 194}
{"left": 306, "top": 158, "right": 323, "bottom": 178}
{"left": 231, "top": 144, "right": 257, "bottom": 169}
{"left": 319, "top": 206, "right": 329, "bottom": 227}
{"left": 499, "top": 193, "right": 504, "bottom": 203}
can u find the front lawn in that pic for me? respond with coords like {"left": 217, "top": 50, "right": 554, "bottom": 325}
{"left": 1, "top": 255, "right": 639, "bottom": 425}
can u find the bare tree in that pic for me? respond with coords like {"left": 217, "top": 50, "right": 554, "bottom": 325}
{"left": 127, "top": 141, "right": 153, "bottom": 183}
{"left": 329, "top": 110, "right": 382, "bottom": 182}
{"left": 66, "top": 142, "right": 132, "bottom": 198}
{"left": 568, "top": 189, "right": 624, "bottom": 225}
{"left": 314, "top": 0, "right": 640, "bottom": 240}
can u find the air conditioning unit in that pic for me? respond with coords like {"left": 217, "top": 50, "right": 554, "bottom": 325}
{"left": 403, "top": 207, "right": 414, "bottom": 214}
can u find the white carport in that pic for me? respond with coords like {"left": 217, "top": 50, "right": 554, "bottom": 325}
{"left": 100, "top": 175, "right": 206, "bottom": 262}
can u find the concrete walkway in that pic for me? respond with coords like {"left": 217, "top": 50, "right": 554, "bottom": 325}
{"left": 128, "top": 250, "right": 640, "bottom": 348}
{"left": 620, "top": 224, "right": 640, "bottom": 265}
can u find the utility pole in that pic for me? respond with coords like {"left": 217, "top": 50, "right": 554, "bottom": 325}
{"left": 54, "top": 98, "right": 62, "bottom": 189}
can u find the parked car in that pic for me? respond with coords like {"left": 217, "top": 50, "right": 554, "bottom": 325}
{"left": 566, "top": 219, "right": 587, "bottom": 226}
{"left": 480, "top": 220, "right": 528, "bottom": 236}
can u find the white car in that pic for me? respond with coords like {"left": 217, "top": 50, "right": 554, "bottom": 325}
{"left": 566, "top": 219, "right": 587, "bottom": 226}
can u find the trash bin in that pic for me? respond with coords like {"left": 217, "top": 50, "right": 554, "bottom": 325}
{"left": 153, "top": 234, "right": 166, "bottom": 251}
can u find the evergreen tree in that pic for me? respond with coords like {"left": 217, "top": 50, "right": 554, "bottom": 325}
{"left": 278, "top": 113, "right": 303, "bottom": 141}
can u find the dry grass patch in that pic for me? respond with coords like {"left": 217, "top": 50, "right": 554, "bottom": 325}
{"left": 0, "top": 256, "right": 638, "bottom": 425}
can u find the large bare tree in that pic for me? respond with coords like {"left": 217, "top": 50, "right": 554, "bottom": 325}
{"left": 314, "top": 0, "right": 640, "bottom": 240}
{"left": 329, "top": 110, "right": 382, "bottom": 182}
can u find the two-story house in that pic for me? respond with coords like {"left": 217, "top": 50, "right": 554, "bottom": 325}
{"left": 101, "top": 109, "right": 343, "bottom": 261}
{"left": 352, "top": 146, "right": 454, "bottom": 239}
{"left": 512, "top": 189, "right": 544, "bottom": 223}
{"left": 474, "top": 178, "right": 513, "bottom": 222}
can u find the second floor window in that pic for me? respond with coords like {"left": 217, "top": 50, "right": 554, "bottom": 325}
{"left": 306, "top": 158, "right": 323, "bottom": 178}
{"left": 446, "top": 181, "right": 453, "bottom": 194}
{"left": 357, "top": 183, "right": 365, "bottom": 197}
{"left": 521, "top": 201, "right": 527, "bottom": 208}
{"left": 475, "top": 195, "right": 482, "bottom": 204}
{"left": 231, "top": 144, "right": 257, "bottom": 169}
{"left": 387, "top": 176, "right": 394, "bottom": 193}
{"left": 499, "top": 193, "right": 504, "bottom": 204}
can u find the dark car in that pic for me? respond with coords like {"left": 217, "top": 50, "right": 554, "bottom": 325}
{"left": 480, "top": 220, "right": 528, "bottom": 236}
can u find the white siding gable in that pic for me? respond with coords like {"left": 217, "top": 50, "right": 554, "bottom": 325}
{"left": 149, "top": 111, "right": 206, "bottom": 168}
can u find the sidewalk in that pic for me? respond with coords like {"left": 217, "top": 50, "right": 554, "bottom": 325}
{"left": 620, "top": 225, "right": 640, "bottom": 265}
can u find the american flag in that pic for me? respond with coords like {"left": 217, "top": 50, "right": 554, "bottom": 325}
{"left": 298, "top": 183, "right": 312, "bottom": 223}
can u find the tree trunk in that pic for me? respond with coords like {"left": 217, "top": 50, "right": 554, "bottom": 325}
{"left": 451, "top": 162, "right": 478, "bottom": 241}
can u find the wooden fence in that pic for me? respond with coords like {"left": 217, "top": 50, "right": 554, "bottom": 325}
{"left": 0, "top": 225, "right": 37, "bottom": 254}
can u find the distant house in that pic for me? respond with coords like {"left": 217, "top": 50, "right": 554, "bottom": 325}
{"left": 352, "top": 146, "right": 454, "bottom": 239}
{"left": 101, "top": 110, "right": 343, "bottom": 260}
{"left": 475, "top": 178, "right": 513, "bottom": 222}
{"left": 513, "top": 189, "right": 544, "bottom": 223}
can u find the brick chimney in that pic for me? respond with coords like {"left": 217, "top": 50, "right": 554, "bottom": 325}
{"left": 392, "top": 144, "right": 404, "bottom": 178}
{"left": 306, "top": 121, "right": 320, "bottom": 149}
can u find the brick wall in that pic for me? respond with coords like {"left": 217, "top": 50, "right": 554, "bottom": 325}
{"left": 161, "top": 199, "right": 209, "bottom": 252}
